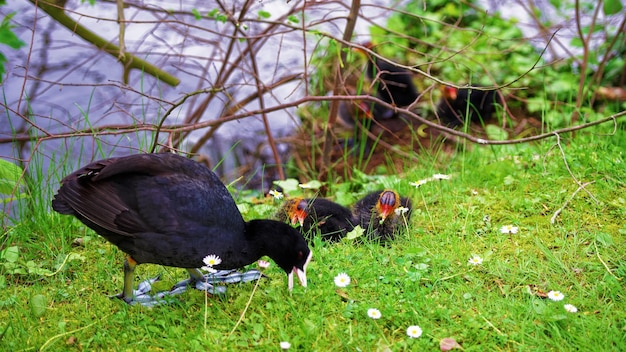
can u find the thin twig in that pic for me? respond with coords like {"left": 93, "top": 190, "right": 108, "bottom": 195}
{"left": 594, "top": 241, "right": 619, "bottom": 280}
{"left": 39, "top": 313, "right": 114, "bottom": 351}
{"left": 320, "top": 0, "right": 361, "bottom": 180}
{"left": 30, "top": 0, "right": 180, "bottom": 86}
{"left": 227, "top": 276, "right": 262, "bottom": 337}
{"left": 550, "top": 181, "right": 595, "bottom": 224}
{"left": 478, "top": 311, "right": 505, "bottom": 336}
{"left": 553, "top": 133, "right": 600, "bottom": 203}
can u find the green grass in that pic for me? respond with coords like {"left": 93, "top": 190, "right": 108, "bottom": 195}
{"left": 1, "top": 130, "right": 626, "bottom": 351}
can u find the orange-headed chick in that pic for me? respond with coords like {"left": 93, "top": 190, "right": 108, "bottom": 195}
{"left": 279, "top": 197, "right": 356, "bottom": 243}
{"left": 353, "top": 189, "right": 412, "bottom": 242}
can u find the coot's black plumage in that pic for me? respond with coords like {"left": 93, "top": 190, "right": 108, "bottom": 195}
{"left": 437, "top": 86, "right": 501, "bottom": 127}
{"left": 279, "top": 197, "right": 355, "bottom": 243}
{"left": 52, "top": 153, "right": 312, "bottom": 304}
{"left": 353, "top": 190, "right": 412, "bottom": 242}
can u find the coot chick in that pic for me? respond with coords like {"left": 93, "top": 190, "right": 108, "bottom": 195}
{"left": 353, "top": 190, "right": 412, "bottom": 242}
{"left": 437, "top": 86, "right": 501, "bottom": 127}
{"left": 52, "top": 153, "right": 312, "bottom": 305}
{"left": 279, "top": 197, "right": 356, "bottom": 243}
{"left": 358, "top": 42, "right": 420, "bottom": 108}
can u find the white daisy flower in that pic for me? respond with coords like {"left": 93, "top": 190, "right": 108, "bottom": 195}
{"left": 499, "top": 225, "right": 519, "bottom": 234}
{"left": 406, "top": 325, "right": 423, "bottom": 338}
{"left": 334, "top": 273, "right": 351, "bottom": 288}
{"left": 563, "top": 304, "right": 578, "bottom": 313}
{"left": 279, "top": 341, "right": 291, "bottom": 349}
{"left": 269, "top": 190, "right": 284, "bottom": 200}
{"left": 432, "top": 173, "right": 451, "bottom": 180}
{"left": 468, "top": 255, "right": 483, "bottom": 266}
{"left": 409, "top": 179, "right": 429, "bottom": 188}
{"left": 258, "top": 260, "right": 271, "bottom": 269}
{"left": 367, "top": 308, "right": 382, "bottom": 319}
{"left": 395, "top": 206, "right": 410, "bottom": 216}
{"left": 202, "top": 254, "right": 222, "bottom": 267}
{"left": 547, "top": 290, "right": 565, "bottom": 301}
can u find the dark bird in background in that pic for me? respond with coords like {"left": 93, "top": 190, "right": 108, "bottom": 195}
{"left": 279, "top": 197, "right": 356, "bottom": 243}
{"left": 342, "top": 42, "right": 419, "bottom": 127}
{"left": 360, "top": 42, "right": 420, "bottom": 109}
{"left": 437, "top": 86, "right": 502, "bottom": 127}
{"left": 353, "top": 189, "right": 412, "bottom": 242}
{"left": 52, "top": 153, "right": 312, "bottom": 305}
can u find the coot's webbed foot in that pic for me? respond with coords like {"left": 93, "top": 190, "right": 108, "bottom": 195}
{"left": 111, "top": 269, "right": 266, "bottom": 307}
{"left": 174, "top": 268, "right": 266, "bottom": 294}
{"left": 111, "top": 275, "right": 171, "bottom": 307}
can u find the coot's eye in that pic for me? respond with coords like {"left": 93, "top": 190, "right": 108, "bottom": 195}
{"left": 297, "top": 251, "right": 304, "bottom": 260}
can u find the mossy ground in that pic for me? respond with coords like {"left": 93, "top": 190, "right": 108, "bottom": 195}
{"left": 1, "top": 131, "right": 625, "bottom": 351}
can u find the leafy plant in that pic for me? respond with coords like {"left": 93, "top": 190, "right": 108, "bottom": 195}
{"left": 0, "top": 0, "right": 26, "bottom": 83}
{"left": 0, "top": 159, "right": 28, "bottom": 225}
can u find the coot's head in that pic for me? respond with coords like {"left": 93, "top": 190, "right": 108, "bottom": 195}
{"left": 282, "top": 198, "right": 309, "bottom": 227}
{"left": 377, "top": 190, "right": 400, "bottom": 222}
{"left": 442, "top": 86, "right": 458, "bottom": 101}
{"left": 247, "top": 220, "right": 312, "bottom": 290}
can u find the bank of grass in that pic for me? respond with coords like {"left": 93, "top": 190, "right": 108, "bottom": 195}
{"left": 1, "top": 130, "right": 625, "bottom": 351}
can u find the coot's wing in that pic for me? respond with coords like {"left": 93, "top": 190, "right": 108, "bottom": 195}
{"left": 53, "top": 153, "right": 244, "bottom": 237}
{"left": 53, "top": 156, "right": 150, "bottom": 236}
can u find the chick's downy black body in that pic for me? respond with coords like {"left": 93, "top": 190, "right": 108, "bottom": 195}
{"left": 279, "top": 198, "right": 355, "bottom": 243}
{"left": 353, "top": 190, "right": 412, "bottom": 242}
{"left": 364, "top": 48, "right": 419, "bottom": 109}
{"left": 437, "top": 86, "right": 501, "bottom": 127}
{"left": 52, "top": 153, "right": 311, "bottom": 304}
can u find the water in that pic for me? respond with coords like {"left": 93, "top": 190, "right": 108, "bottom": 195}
{"left": 1, "top": 0, "right": 604, "bottom": 221}
{"left": 0, "top": 0, "right": 401, "bottom": 192}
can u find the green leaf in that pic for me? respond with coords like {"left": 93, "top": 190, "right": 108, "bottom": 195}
{"left": 258, "top": 10, "right": 271, "bottom": 19}
{"left": 503, "top": 175, "right": 516, "bottom": 186}
{"left": 0, "top": 246, "right": 19, "bottom": 263}
{"left": 30, "top": 294, "right": 47, "bottom": 317}
{"left": 0, "top": 158, "right": 26, "bottom": 196}
{"left": 287, "top": 15, "right": 300, "bottom": 24}
{"left": 485, "top": 125, "right": 509, "bottom": 141}
{"left": 191, "top": 8, "right": 202, "bottom": 20}
{"left": 345, "top": 226, "right": 365, "bottom": 240}
{"left": 273, "top": 178, "right": 300, "bottom": 193}
{"left": 216, "top": 14, "right": 228, "bottom": 23}
{"left": 595, "top": 232, "right": 613, "bottom": 246}
{"left": 0, "top": 13, "right": 26, "bottom": 49}
{"left": 603, "top": 0, "right": 623, "bottom": 15}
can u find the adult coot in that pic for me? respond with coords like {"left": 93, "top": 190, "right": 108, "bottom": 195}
{"left": 52, "top": 153, "right": 312, "bottom": 305}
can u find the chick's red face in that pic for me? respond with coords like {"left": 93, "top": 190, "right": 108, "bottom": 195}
{"left": 377, "top": 191, "right": 398, "bottom": 221}
{"left": 444, "top": 86, "right": 458, "bottom": 100}
{"left": 357, "top": 102, "right": 374, "bottom": 119}
{"left": 291, "top": 199, "right": 309, "bottom": 227}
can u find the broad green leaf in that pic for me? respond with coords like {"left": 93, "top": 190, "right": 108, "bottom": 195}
{"left": 595, "top": 232, "right": 613, "bottom": 246}
{"left": 191, "top": 8, "right": 202, "bottom": 20}
{"left": 603, "top": 0, "right": 623, "bottom": 15}
{"left": 273, "top": 178, "right": 300, "bottom": 193}
{"left": 485, "top": 125, "right": 509, "bottom": 141}
{"left": 0, "top": 158, "right": 26, "bottom": 196}
{"left": 258, "top": 10, "right": 271, "bottom": 19}
{"left": 30, "top": 295, "right": 47, "bottom": 317}
{"left": 0, "top": 246, "right": 18, "bottom": 263}
{"left": 0, "top": 13, "right": 26, "bottom": 49}
{"left": 345, "top": 226, "right": 364, "bottom": 240}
